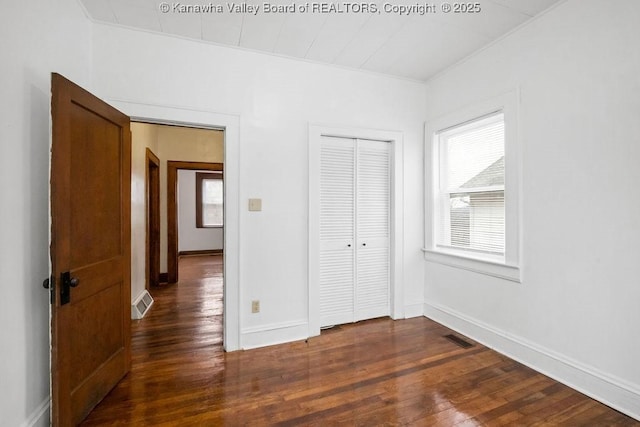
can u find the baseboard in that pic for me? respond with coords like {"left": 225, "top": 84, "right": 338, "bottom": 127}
{"left": 21, "top": 398, "right": 49, "bottom": 427}
{"left": 159, "top": 272, "right": 168, "bottom": 283}
{"left": 241, "top": 320, "right": 308, "bottom": 350}
{"left": 178, "top": 249, "right": 223, "bottom": 257}
{"left": 423, "top": 302, "right": 640, "bottom": 421}
{"left": 403, "top": 303, "right": 424, "bottom": 319}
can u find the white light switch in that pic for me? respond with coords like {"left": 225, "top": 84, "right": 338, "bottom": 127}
{"left": 248, "top": 198, "right": 262, "bottom": 211}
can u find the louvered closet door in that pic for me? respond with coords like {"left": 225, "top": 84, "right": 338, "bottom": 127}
{"left": 319, "top": 136, "right": 356, "bottom": 327}
{"left": 355, "top": 139, "right": 390, "bottom": 321}
{"left": 319, "top": 136, "right": 391, "bottom": 328}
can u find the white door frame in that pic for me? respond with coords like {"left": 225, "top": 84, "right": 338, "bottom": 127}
{"left": 109, "top": 100, "right": 241, "bottom": 351}
{"left": 308, "top": 124, "right": 404, "bottom": 336}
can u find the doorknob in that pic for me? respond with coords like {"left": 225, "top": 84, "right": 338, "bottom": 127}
{"left": 70, "top": 277, "right": 80, "bottom": 287}
{"left": 347, "top": 244, "right": 351, "bottom": 247}
{"left": 362, "top": 243, "right": 367, "bottom": 246}
{"left": 43, "top": 277, "right": 50, "bottom": 289}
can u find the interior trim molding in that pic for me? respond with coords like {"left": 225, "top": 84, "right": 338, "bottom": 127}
{"left": 423, "top": 302, "right": 640, "bottom": 421}
{"left": 241, "top": 320, "right": 308, "bottom": 350}
{"left": 403, "top": 303, "right": 424, "bottom": 319}
{"left": 110, "top": 99, "right": 241, "bottom": 352}
{"left": 21, "top": 398, "right": 49, "bottom": 427}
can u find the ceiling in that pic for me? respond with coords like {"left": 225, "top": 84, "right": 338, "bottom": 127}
{"left": 80, "top": 0, "right": 562, "bottom": 81}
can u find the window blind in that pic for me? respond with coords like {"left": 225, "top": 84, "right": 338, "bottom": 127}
{"left": 202, "top": 179, "right": 223, "bottom": 227}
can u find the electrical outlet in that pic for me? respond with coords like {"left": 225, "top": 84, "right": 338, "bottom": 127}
{"left": 251, "top": 300, "right": 260, "bottom": 313}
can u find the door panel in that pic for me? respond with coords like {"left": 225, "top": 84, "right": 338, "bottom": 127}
{"left": 51, "top": 73, "right": 131, "bottom": 426}
{"left": 319, "top": 137, "right": 355, "bottom": 326}
{"left": 356, "top": 140, "right": 390, "bottom": 321}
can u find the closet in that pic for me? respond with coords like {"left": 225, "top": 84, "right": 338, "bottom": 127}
{"left": 319, "top": 136, "right": 390, "bottom": 327}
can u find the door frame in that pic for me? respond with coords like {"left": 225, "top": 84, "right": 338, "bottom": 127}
{"left": 146, "top": 148, "right": 161, "bottom": 288}
{"left": 308, "top": 124, "right": 405, "bottom": 337}
{"left": 107, "top": 100, "right": 241, "bottom": 352}
{"left": 167, "top": 161, "right": 224, "bottom": 284}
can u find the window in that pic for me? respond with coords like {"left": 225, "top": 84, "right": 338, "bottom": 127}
{"left": 424, "top": 92, "right": 520, "bottom": 281}
{"left": 196, "top": 172, "right": 223, "bottom": 228}
{"left": 437, "top": 112, "right": 505, "bottom": 255}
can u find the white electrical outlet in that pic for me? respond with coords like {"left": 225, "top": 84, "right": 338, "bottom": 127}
{"left": 251, "top": 300, "right": 260, "bottom": 313}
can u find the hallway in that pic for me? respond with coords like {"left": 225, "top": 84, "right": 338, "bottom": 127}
{"left": 81, "top": 255, "right": 637, "bottom": 425}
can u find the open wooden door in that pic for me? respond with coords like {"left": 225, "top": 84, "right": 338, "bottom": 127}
{"left": 50, "top": 73, "right": 131, "bottom": 425}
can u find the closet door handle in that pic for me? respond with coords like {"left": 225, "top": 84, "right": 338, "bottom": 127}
{"left": 362, "top": 243, "right": 367, "bottom": 247}
{"left": 347, "top": 244, "right": 351, "bottom": 247}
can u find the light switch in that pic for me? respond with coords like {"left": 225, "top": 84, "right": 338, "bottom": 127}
{"left": 248, "top": 198, "right": 262, "bottom": 211}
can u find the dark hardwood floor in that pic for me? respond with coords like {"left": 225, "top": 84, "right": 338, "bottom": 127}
{"left": 81, "top": 255, "right": 638, "bottom": 426}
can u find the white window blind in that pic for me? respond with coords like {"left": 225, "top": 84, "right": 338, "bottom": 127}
{"left": 436, "top": 112, "right": 505, "bottom": 255}
{"left": 202, "top": 178, "right": 223, "bottom": 227}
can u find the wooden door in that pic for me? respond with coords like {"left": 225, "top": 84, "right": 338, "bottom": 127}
{"left": 50, "top": 73, "right": 131, "bottom": 426}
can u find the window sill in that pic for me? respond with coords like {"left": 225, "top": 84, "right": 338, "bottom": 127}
{"left": 422, "top": 248, "right": 521, "bottom": 282}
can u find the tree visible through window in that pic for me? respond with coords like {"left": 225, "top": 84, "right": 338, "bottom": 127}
{"left": 196, "top": 172, "right": 223, "bottom": 228}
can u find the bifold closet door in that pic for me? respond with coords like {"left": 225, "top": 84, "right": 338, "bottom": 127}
{"left": 319, "top": 136, "right": 390, "bottom": 328}
{"left": 355, "top": 139, "right": 390, "bottom": 321}
{"left": 319, "top": 136, "right": 356, "bottom": 327}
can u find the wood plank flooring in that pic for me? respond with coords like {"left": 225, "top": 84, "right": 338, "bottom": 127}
{"left": 81, "top": 255, "right": 638, "bottom": 426}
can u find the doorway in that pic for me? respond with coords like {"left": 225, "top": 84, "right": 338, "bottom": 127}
{"left": 131, "top": 122, "right": 227, "bottom": 348}
{"left": 308, "top": 125, "right": 405, "bottom": 337}
{"left": 167, "top": 160, "right": 224, "bottom": 284}
{"left": 113, "top": 100, "right": 240, "bottom": 351}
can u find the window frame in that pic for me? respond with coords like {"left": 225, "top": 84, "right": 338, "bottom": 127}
{"left": 424, "top": 91, "right": 521, "bottom": 282}
{"left": 195, "top": 171, "right": 224, "bottom": 229}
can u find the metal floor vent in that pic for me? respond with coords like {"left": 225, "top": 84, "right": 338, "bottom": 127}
{"left": 444, "top": 334, "right": 474, "bottom": 349}
{"left": 131, "top": 290, "right": 154, "bottom": 319}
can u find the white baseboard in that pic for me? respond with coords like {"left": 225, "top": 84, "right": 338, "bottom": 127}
{"left": 424, "top": 302, "right": 640, "bottom": 421}
{"left": 241, "top": 320, "right": 309, "bottom": 350}
{"left": 21, "top": 398, "right": 49, "bottom": 427}
{"left": 403, "top": 303, "right": 424, "bottom": 319}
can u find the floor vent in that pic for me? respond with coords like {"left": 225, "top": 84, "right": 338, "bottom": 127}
{"left": 131, "top": 290, "right": 154, "bottom": 319}
{"left": 444, "top": 334, "right": 474, "bottom": 349}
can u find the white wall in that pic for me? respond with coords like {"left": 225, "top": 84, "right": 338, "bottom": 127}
{"left": 424, "top": 0, "right": 640, "bottom": 418}
{"left": 130, "top": 122, "right": 159, "bottom": 302}
{"left": 91, "top": 24, "right": 427, "bottom": 347}
{"left": 0, "top": 1, "right": 92, "bottom": 426}
{"left": 178, "top": 170, "right": 224, "bottom": 252}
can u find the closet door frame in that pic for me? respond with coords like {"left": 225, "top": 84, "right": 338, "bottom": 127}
{"left": 308, "top": 124, "right": 404, "bottom": 337}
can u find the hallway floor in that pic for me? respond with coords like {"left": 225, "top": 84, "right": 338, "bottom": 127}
{"left": 81, "top": 255, "right": 637, "bottom": 426}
